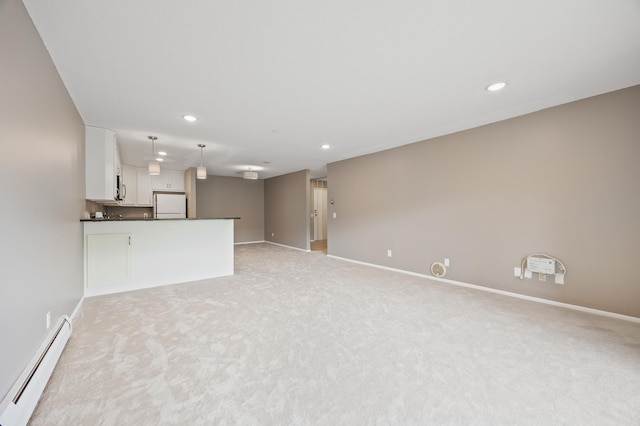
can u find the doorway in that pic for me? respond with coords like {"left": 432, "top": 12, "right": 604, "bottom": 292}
{"left": 310, "top": 179, "right": 328, "bottom": 253}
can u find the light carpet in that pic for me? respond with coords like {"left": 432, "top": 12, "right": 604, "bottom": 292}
{"left": 30, "top": 243, "right": 640, "bottom": 425}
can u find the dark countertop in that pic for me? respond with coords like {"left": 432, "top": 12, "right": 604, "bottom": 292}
{"left": 81, "top": 217, "right": 240, "bottom": 222}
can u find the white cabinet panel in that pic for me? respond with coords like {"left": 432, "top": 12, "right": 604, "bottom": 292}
{"left": 119, "top": 165, "right": 153, "bottom": 206}
{"left": 121, "top": 165, "right": 137, "bottom": 206}
{"left": 152, "top": 169, "right": 185, "bottom": 192}
{"left": 85, "top": 126, "right": 121, "bottom": 203}
{"left": 167, "top": 170, "right": 185, "bottom": 192}
{"left": 122, "top": 165, "right": 153, "bottom": 206}
{"left": 86, "top": 234, "right": 131, "bottom": 288}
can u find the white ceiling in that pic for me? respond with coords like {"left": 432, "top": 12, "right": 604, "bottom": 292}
{"left": 22, "top": 0, "right": 640, "bottom": 179}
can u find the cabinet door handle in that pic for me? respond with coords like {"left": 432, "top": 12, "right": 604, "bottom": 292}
{"left": 128, "top": 236, "right": 131, "bottom": 245}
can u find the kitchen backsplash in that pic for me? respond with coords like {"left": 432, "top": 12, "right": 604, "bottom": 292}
{"left": 105, "top": 206, "right": 153, "bottom": 219}
{"left": 84, "top": 200, "right": 153, "bottom": 219}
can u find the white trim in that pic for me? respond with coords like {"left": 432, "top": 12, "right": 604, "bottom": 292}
{"left": 327, "top": 255, "right": 640, "bottom": 324}
{"left": 69, "top": 296, "right": 85, "bottom": 322}
{"left": 266, "top": 241, "right": 310, "bottom": 252}
{"left": 234, "top": 240, "right": 266, "bottom": 245}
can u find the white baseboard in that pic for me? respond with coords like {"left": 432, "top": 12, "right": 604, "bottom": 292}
{"left": 265, "top": 241, "right": 310, "bottom": 252}
{"left": 69, "top": 296, "right": 85, "bottom": 322}
{"left": 327, "top": 254, "right": 640, "bottom": 324}
{"left": 234, "top": 240, "right": 266, "bottom": 245}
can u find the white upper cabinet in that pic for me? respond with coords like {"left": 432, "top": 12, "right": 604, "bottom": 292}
{"left": 121, "top": 165, "right": 153, "bottom": 207}
{"left": 121, "top": 165, "right": 138, "bottom": 206}
{"left": 151, "top": 169, "right": 185, "bottom": 192}
{"left": 85, "top": 126, "right": 122, "bottom": 203}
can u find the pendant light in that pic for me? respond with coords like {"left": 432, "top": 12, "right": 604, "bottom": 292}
{"left": 197, "top": 144, "right": 207, "bottom": 179}
{"left": 148, "top": 136, "right": 160, "bottom": 175}
{"left": 243, "top": 168, "right": 258, "bottom": 180}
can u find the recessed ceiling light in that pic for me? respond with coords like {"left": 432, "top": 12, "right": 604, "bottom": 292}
{"left": 158, "top": 151, "right": 167, "bottom": 156}
{"left": 321, "top": 144, "right": 331, "bottom": 150}
{"left": 486, "top": 82, "right": 507, "bottom": 92}
{"left": 156, "top": 158, "right": 164, "bottom": 162}
{"left": 183, "top": 115, "right": 197, "bottom": 122}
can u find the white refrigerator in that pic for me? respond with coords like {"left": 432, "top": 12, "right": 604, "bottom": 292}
{"left": 154, "top": 193, "right": 187, "bottom": 219}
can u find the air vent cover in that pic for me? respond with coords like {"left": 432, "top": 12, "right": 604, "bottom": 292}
{"left": 430, "top": 262, "right": 447, "bottom": 278}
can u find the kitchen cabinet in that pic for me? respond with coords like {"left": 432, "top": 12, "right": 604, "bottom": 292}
{"left": 136, "top": 168, "right": 152, "bottom": 206}
{"left": 86, "top": 233, "right": 132, "bottom": 288}
{"left": 83, "top": 220, "right": 234, "bottom": 297}
{"left": 120, "top": 165, "right": 153, "bottom": 206}
{"left": 121, "top": 165, "right": 138, "bottom": 206}
{"left": 152, "top": 169, "right": 185, "bottom": 192}
{"left": 85, "top": 126, "right": 122, "bottom": 204}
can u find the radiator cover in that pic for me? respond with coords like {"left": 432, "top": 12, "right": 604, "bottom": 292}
{"left": 0, "top": 316, "right": 72, "bottom": 426}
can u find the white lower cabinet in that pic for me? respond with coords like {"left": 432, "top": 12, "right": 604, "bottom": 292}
{"left": 86, "top": 234, "right": 132, "bottom": 288}
{"left": 83, "top": 220, "right": 234, "bottom": 296}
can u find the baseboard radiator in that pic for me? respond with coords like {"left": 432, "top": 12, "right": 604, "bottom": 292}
{"left": 0, "top": 316, "right": 72, "bottom": 426}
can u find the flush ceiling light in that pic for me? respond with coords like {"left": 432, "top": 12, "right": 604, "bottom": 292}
{"left": 486, "top": 81, "right": 507, "bottom": 92}
{"left": 158, "top": 151, "right": 167, "bottom": 156}
{"left": 243, "top": 168, "right": 259, "bottom": 180}
{"left": 183, "top": 115, "right": 197, "bottom": 122}
{"left": 321, "top": 144, "right": 331, "bottom": 150}
{"left": 148, "top": 136, "right": 160, "bottom": 175}
{"left": 197, "top": 144, "right": 207, "bottom": 179}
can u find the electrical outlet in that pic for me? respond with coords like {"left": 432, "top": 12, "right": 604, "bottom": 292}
{"left": 387, "top": 249, "right": 392, "bottom": 257}
{"left": 333, "top": 212, "right": 337, "bottom": 219}
{"left": 46, "top": 311, "right": 51, "bottom": 329}
{"left": 514, "top": 267, "right": 522, "bottom": 277}
{"left": 538, "top": 273, "right": 546, "bottom": 281}
{"left": 271, "top": 232, "right": 275, "bottom": 237}
{"left": 555, "top": 274, "right": 565, "bottom": 285}
{"left": 524, "top": 270, "right": 533, "bottom": 279}
{"left": 444, "top": 258, "right": 450, "bottom": 267}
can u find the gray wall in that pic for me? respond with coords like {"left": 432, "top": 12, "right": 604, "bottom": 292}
{"left": 0, "top": 0, "right": 85, "bottom": 399}
{"left": 265, "top": 170, "right": 310, "bottom": 250}
{"left": 196, "top": 175, "right": 265, "bottom": 243}
{"left": 328, "top": 86, "right": 640, "bottom": 318}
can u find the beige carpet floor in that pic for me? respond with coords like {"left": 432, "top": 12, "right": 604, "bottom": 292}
{"left": 30, "top": 243, "right": 640, "bottom": 425}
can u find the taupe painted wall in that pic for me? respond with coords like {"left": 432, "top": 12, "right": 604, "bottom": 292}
{"left": 265, "top": 170, "right": 310, "bottom": 250}
{"left": 196, "top": 175, "right": 265, "bottom": 243}
{"left": 185, "top": 167, "right": 197, "bottom": 218}
{"left": 0, "top": 0, "right": 85, "bottom": 398}
{"left": 328, "top": 86, "right": 640, "bottom": 318}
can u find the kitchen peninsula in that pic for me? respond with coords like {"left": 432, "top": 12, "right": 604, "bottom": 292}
{"left": 82, "top": 218, "right": 237, "bottom": 297}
